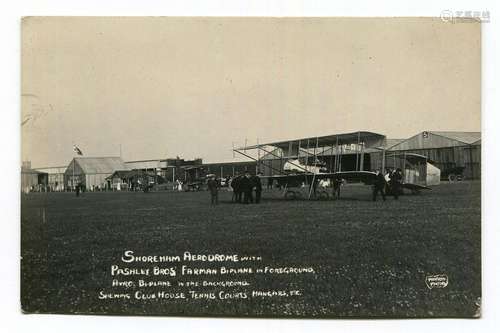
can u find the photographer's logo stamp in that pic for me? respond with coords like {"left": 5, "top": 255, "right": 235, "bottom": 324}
{"left": 425, "top": 274, "right": 449, "bottom": 289}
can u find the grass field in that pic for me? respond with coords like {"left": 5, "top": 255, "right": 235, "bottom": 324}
{"left": 21, "top": 181, "right": 481, "bottom": 318}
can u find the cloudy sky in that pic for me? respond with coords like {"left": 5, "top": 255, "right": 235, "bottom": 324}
{"left": 21, "top": 17, "right": 480, "bottom": 167}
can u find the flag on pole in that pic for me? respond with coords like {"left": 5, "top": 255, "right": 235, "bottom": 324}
{"left": 73, "top": 145, "right": 83, "bottom": 156}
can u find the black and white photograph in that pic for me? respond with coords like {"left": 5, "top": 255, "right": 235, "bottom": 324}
{"left": 20, "top": 16, "right": 482, "bottom": 319}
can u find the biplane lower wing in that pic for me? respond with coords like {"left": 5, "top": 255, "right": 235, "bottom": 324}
{"left": 262, "top": 171, "right": 378, "bottom": 187}
{"left": 401, "top": 183, "right": 432, "bottom": 191}
{"left": 331, "top": 171, "right": 377, "bottom": 185}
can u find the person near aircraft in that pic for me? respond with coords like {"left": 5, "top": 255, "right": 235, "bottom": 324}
{"left": 372, "top": 169, "right": 386, "bottom": 201}
{"left": 267, "top": 177, "right": 274, "bottom": 189}
{"left": 333, "top": 176, "right": 342, "bottom": 198}
{"left": 252, "top": 173, "right": 263, "bottom": 204}
{"left": 241, "top": 172, "right": 253, "bottom": 204}
{"left": 207, "top": 174, "right": 219, "bottom": 205}
{"left": 389, "top": 168, "right": 403, "bottom": 200}
{"left": 231, "top": 174, "right": 242, "bottom": 203}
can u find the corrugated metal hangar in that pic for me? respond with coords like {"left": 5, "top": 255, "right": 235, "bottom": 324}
{"left": 33, "top": 166, "right": 66, "bottom": 191}
{"left": 387, "top": 131, "right": 480, "bottom": 180}
{"left": 21, "top": 161, "right": 48, "bottom": 192}
{"left": 64, "top": 157, "right": 129, "bottom": 190}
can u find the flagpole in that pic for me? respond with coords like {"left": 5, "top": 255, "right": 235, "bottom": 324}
{"left": 72, "top": 144, "right": 82, "bottom": 191}
{"left": 72, "top": 151, "right": 75, "bottom": 191}
{"left": 71, "top": 142, "right": 74, "bottom": 191}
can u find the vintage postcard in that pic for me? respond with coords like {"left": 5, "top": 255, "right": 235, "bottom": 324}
{"left": 21, "top": 17, "right": 481, "bottom": 317}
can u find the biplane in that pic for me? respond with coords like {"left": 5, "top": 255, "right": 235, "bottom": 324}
{"left": 233, "top": 131, "right": 436, "bottom": 200}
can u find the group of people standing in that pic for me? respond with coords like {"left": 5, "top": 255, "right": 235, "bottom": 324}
{"left": 372, "top": 168, "right": 403, "bottom": 201}
{"left": 206, "top": 171, "right": 262, "bottom": 206}
{"left": 230, "top": 172, "right": 263, "bottom": 204}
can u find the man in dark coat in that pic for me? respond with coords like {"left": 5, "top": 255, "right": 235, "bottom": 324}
{"left": 333, "top": 177, "right": 342, "bottom": 199}
{"left": 251, "top": 173, "right": 263, "bottom": 204}
{"left": 372, "top": 169, "right": 386, "bottom": 201}
{"left": 231, "top": 174, "right": 242, "bottom": 203}
{"left": 267, "top": 177, "right": 273, "bottom": 189}
{"left": 241, "top": 172, "right": 253, "bottom": 204}
{"left": 207, "top": 175, "right": 219, "bottom": 205}
{"left": 389, "top": 168, "right": 403, "bottom": 200}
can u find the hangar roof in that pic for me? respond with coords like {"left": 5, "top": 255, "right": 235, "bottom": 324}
{"left": 33, "top": 166, "right": 67, "bottom": 174}
{"left": 430, "top": 132, "right": 481, "bottom": 145}
{"left": 384, "top": 139, "right": 406, "bottom": 149}
{"left": 69, "top": 157, "right": 129, "bottom": 174}
{"left": 106, "top": 169, "right": 157, "bottom": 180}
{"left": 389, "top": 131, "right": 481, "bottom": 151}
{"left": 21, "top": 166, "right": 48, "bottom": 175}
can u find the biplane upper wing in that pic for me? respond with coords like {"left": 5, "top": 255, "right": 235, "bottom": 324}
{"left": 239, "top": 131, "right": 386, "bottom": 151}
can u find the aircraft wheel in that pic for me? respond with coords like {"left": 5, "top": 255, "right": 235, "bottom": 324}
{"left": 284, "top": 190, "right": 296, "bottom": 200}
{"left": 448, "top": 174, "right": 456, "bottom": 182}
{"left": 319, "top": 192, "right": 329, "bottom": 200}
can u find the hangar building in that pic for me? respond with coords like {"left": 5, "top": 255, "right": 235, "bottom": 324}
{"left": 125, "top": 159, "right": 168, "bottom": 176}
{"left": 124, "top": 158, "right": 203, "bottom": 182}
{"left": 34, "top": 166, "right": 67, "bottom": 191}
{"left": 21, "top": 161, "right": 48, "bottom": 192}
{"left": 64, "top": 157, "right": 129, "bottom": 190}
{"left": 387, "top": 131, "right": 481, "bottom": 180}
